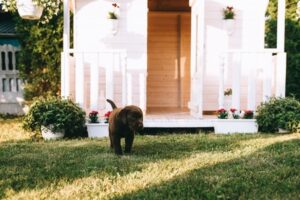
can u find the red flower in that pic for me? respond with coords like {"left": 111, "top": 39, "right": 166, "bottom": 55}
{"left": 244, "top": 110, "right": 253, "bottom": 114}
{"left": 230, "top": 108, "right": 237, "bottom": 113}
{"left": 217, "top": 108, "right": 226, "bottom": 113}
{"left": 89, "top": 111, "right": 98, "bottom": 116}
{"left": 227, "top": 6, "right": 233, "bottom": 11}
{"left": 104, "top": 111, "right": 112, "bottom": 118}
{"left": 112, "top": 3, "right": 119, "bottom": 8}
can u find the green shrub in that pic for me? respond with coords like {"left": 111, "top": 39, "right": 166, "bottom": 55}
{"left": 256, "top": 97, "right": 300, "bottom": 133}
{"left": 23, "top": 97, "right": 87, "bottom": 138}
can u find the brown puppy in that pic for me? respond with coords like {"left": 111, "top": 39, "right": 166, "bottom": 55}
{"left": 106, "top": 99, "right": 143, "bottom": 155}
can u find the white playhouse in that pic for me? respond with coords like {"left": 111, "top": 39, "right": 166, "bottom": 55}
{"left": 60, "top": 0, "right": 287, "bottom": 133}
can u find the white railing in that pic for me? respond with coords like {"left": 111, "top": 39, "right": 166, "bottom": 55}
{"left": 0, "top": 45, "right": 22, "bottom": 99}
{"left": 218, "top": 49, "right": 286, "bottom": 111}
{"left": 61, "top": 49, "right": 147, "bottom": 112}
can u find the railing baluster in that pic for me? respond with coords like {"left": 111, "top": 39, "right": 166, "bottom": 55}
{"left": 218, "top": 54, "right": 225, "bottom": 109}
{"left": 232, "top": 52, "right": 241, "bottom": 111}
{"left": 75, "top": 52, "right": 84, "bottom": 107}
{"left": 139, "top": 73, "right": 146, "bottom": 111}
{"left": 90, "top": 53, "right": 99, "bottom": 110}
{"left": 247, "top": 53, "right": 257, "bottom": 111}
{"left": 127, "top": 73, "right": 132, "bottom": 105}
{"left": 105, "top": 53, "right": 114, "bottom": 105}
{"left": 121, "top": 52, "right": 127, "bottom": 106}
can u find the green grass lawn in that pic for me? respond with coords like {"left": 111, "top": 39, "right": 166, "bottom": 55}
{"left": 0, "top": 119, "right": 299, "bottom": 200}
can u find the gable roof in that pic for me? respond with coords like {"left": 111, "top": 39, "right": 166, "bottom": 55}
{"left": 0, "top": 12, "right": 17, "bottom": 37}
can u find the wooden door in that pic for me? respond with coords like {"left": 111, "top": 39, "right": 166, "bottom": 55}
{"left": 147, "top": 12, "right": 191, "bottom": 109}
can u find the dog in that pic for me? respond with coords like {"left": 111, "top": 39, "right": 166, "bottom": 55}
{"left": 106, "top": 99, "right": 143, "bottom": 155}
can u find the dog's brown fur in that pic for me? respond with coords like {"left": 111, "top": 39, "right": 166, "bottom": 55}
{"left": 106, "top": 99, "right": 143, "bottom": 155}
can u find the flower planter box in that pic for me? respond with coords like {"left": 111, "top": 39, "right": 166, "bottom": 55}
{"left": 41, "top": 125, "right": 65, "bottom": 140}
{"left": 16, "top": 0, "right": 43, "bottom": 20}
{"left": 213, "top": 119, "right": 258, "bottom": 134}
{"left": 86, "top": 123, "right": 109, "bottom": 138}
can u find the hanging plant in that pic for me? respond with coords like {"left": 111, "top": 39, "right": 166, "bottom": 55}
{"left": 1, "top": 0, "right": 61, "bottom": 24}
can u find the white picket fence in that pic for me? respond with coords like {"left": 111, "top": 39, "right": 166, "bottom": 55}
{"left": 218, "top": 49, "right": 286, "bottom": 111}
{"left": 0, "top": 44, "right": 24, "bottom": 114}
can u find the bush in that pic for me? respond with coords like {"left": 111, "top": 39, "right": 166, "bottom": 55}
{"left": 256, "top": 97, "right": 300, "bottom": 133}
{"left": 23, "top": 97, "right": 87, "bottom": 138}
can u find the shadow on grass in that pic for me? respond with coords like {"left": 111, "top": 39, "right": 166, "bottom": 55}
{"left": 113, "top": 138, "right": 300, "bottom": 200}
{"left": 0, "top": 134, "right": 277, "bottom": 198}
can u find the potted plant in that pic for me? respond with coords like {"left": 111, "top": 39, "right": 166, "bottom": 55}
{"left": 222, "top": 6, "right": 235, "bottom": 35}
{"left": 217, "top": 108, "right": 228, "bottom": 119}
{"left": 242, "top": 110, "right": 254, "bottom": 119}
{"left": 214, "top": 108, "right": 258, "bottom": 134}
{"left": 107, "top": 2, "right": 120, "bottom": 35}
{"left": 22, "top": 96, "right": 86, "bottom": 140}
{"left": 86, "top": 111, "right": 109, "bottom": 139}
{"left": 1, "top": 0, "right": 61, "bottom": 23}
{"left": 230, "top": 108, "right": 240, "bottom": 119}
{"left": 256, "top": 97, "right": 300, "bottom": 133}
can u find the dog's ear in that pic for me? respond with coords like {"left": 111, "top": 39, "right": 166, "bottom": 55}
{"left": 118, "top": 108, "right": 128, "bottom": 125}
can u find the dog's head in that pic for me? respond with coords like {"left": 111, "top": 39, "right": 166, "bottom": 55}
{"left": 119, "top": 105, "right": 143, "bottom": 132}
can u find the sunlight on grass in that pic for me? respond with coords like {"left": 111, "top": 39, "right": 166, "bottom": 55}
{"left": 5, "top": 133, "right": 299, "bottom": 200}
{"left": 0, "top": 119, "right": 32, "bottom": 142}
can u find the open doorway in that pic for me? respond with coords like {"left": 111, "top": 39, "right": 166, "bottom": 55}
{"left": 147, "top": 0, "right": 191, "bottom": 114}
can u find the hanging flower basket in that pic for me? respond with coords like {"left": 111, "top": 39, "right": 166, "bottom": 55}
{"left": 223, "top": 19, "right": 235, "bottom": 36}
{"left": 16, "top": 0, "right": 44, "bottom": 20}
{"left": 107, "top": 19, "right": 119, "bottom": 35}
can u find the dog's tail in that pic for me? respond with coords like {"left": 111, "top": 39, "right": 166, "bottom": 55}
{"left": 106, "top": 99, "right": 117, "bottom": 109}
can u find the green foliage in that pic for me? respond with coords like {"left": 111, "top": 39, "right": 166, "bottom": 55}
{"left": 12, "top": 8, "right": 64, "bottom": 100}
{"left": 223, "top": 6, "right": 235, "bottom": 20}
{"left": 217, "top": 108, "right": 228, "bottom": 119}
{"left": 265, "top": 0, "right": 300, "bottom": 100}
{"left": 23, "top": 96, "right": 86, "bottom": 138}
{"left": 256, "top": 97, "right": 300, "bottom": 133}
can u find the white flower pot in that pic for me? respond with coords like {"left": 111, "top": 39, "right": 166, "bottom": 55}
{"left": 86, "top": 123, "right": 109, "bottom": 138}
{"left": 224, "top": 96, "right": 232, "bottom": 110}
{"left": 16, "top": 0, "right": 43, "bottom": 20}
{"left": 107, "top": 19, "right": 119, "bottom": 35}
{"left": 41, "top": 125, "right": 65, "bottom": 140}
{"left": 223, "top": 19, "right": 235, "bottom": 36}
{"left": 214, "top": 119, "right": 258, "bottom": 134}
{"left": 278, "top": 128, "right": 289, "bottom": 133}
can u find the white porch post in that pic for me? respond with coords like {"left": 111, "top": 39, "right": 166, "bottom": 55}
{"left": 275, "top": 0, "right": 286, "bottom": 97}
{"left": 277, "top": 0, "right": 286, "bottom": 52}
{"left": 188, "top": 0, "right": 205, "bottom": 118}
{"left": 276, "top": 52, "right": 287, "bottom": 97}
{"left": 62, "top": 0, "right": 70, "bottom": 98}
